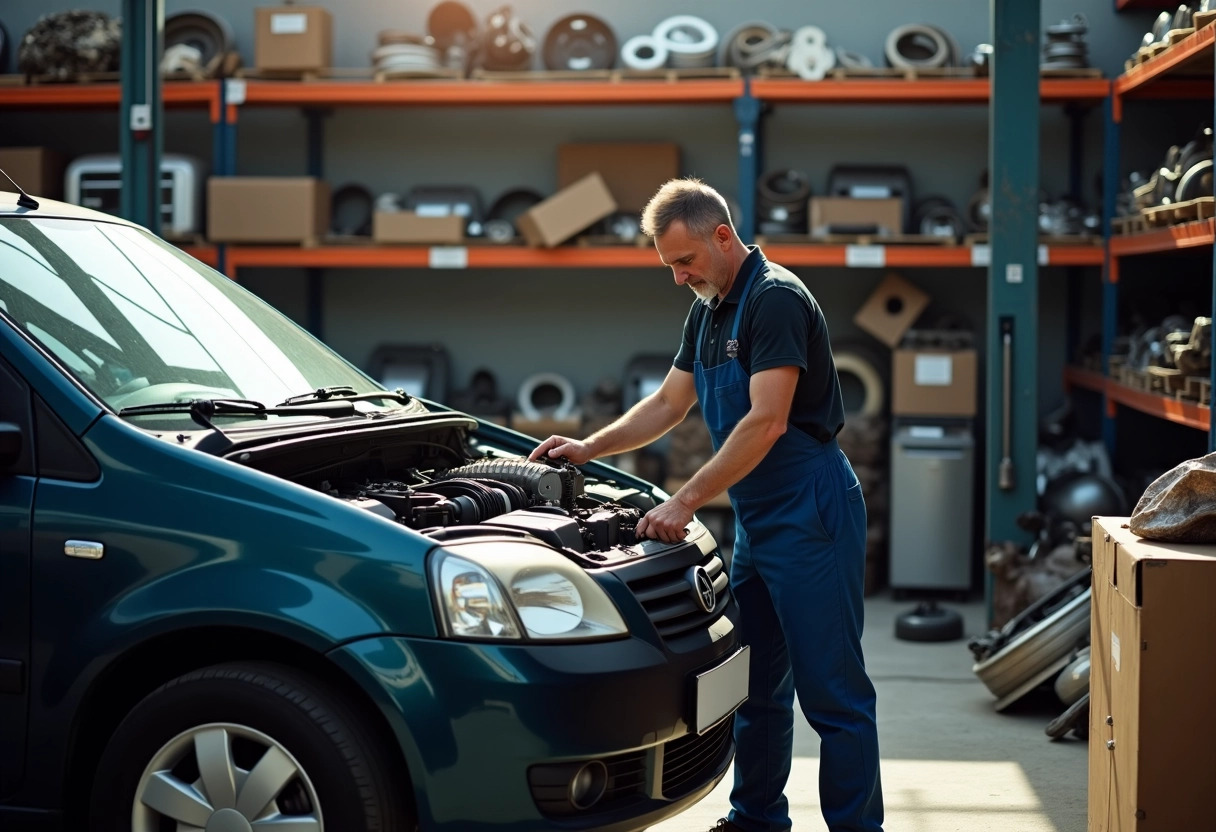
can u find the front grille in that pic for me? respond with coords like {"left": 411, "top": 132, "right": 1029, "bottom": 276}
{"left": 619, "top": 549, "right": 730, "bottom": 639}
{"left": 661, "top": 716, "right": 734, "bottom": 798}
{"left": 528, "top": 749, "right": 647, "bottom": 816}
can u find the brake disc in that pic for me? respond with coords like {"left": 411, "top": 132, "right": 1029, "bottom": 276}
{"left": 164, "top": 11, "right": 234, "bottom": 71}
{"left": 427, "top": 0, "right": 478, "bottom": 51}
{"left": 885, "top": 24, "right": 953, "bottom": 68}
{"left": 543, "top": 13, "right": 616, "bottom": 71}
{"left": 481, "top": 5, "right": 535, "bottom": 72}
{"left": 654, "top": 15, "right": 718, "bottom": 69}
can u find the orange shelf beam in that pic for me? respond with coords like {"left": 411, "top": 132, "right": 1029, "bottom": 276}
{"left": 763, "top": 244, "right": 1103, "bottom": 268}
{"left": 180, "top": 244, "right": 218, "bottom": 267}
{"left": 1109, "top": 218, "right": 1215, "bottom": 256}
{"left": 1063, "top": 365, "right": 1106, "bottom": 394}
{"left": 1114, "top": 24, "right": 1216, "bottom": 119}
{"left": 0, "top": 81, "right": 222, "bottom": 122}
{"left": 1106, "top": 378, "right": 1211, "bottom": 431}
{"left": 749, "top": 77, "right": 1108, "bottom": 104}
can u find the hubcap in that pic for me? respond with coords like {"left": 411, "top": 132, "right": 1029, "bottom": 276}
{"left": 131, "top": 722, "right": 323, "bottom": 832}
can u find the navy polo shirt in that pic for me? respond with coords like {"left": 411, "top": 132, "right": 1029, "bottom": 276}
{"left": 673, "top": 247, "right": 846, "bottom": 442}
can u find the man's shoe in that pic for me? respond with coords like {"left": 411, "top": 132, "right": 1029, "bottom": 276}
{"left": 708, "top": 820, "right": 746, "bottom": 832}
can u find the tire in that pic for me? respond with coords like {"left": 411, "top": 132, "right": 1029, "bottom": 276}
{"left": 894, "top": 603, "right": 964, "bottom": 642}
{"left": 89, "top": 662, "right": 414, "bottom": 832}
{"left": 1045, "top": 691, "right": 1090, "bottom": 741}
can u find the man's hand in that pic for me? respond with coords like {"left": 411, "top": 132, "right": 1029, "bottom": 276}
{"left": 636, "top": 496, "right": 694, "bottom": 544}
{"left": 528, "top": 435, "right": 592, "bottom": 464}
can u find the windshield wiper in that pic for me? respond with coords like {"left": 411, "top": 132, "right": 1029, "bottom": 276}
{"left": 276, "top": 386, "right": 412, "bottom": 407}
{"left": 118, "top": 398, "right": 357, "bottom": 421}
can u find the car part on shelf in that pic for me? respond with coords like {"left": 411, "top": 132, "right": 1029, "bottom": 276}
{"left": 785, "top": 26, "right": 836, "bottom": 80}
{"left": 1177, "top": 159, "right": 1213, "bottom": 202}
{"left": 757, "top": 168, "right": 811, "bottom": 234}
{"left": 832, "top": 349, "right": 884, "bottom": 417}
{"left": 598, "top": 212, "right": 641, "bottom": 243}
{"left": 366, "top": 343, "right": 451, "bottom": 402}
{"left": 482, "top": 218, "right": 515, "bottom": 242}
{"left": 1150, "top": 10, "right": 1174, "bottom": 46}
{"left": 1041, "top": 15, "right": 1089, "bottom": 71}
{"left": 163, "top": 10, "right": 234, "bottom": 75}
{"left": 968, "top": 186, "right": 990, "bottom": 231}
{"left": 0, "top": 19, "right": 10, "bottom": 73}
{"left": 18, "top": 10, "right": 122, "bottom": 79}
{"left": 66, "top": 153, "right": 205, "bottom": 235}
{"left": 427, "top": 0, "right": 478, "bottom": 71}
{"left": 405, "top": 185, "right": 485, "bottom": 236}
{"left": 518, "top": 372, "right": 578, "bottom": 421}
{"left": 721, "top": 20, "right": 789, "bottom": 73}
{"left": 620, "top": 34, "right": 667, "bottom": 69}
{"left": 1173, "top": 3, "right": 1195, "bottom": 33}
{"left": 884, "top": 23, "right": 957, "bottom": 69}
{"left": 480, "top": 5, "right": 536, "bottom": 72}
{"left": 371, "top": 40, "right": 443, "bottom": 76}
{"left": 653, "top": 15, "right": 719, "bottom": 69}
{"left": 970, "top": 42, "right": 993, "bottom": 76}
{"left": 912, "top": 196, "right": 964, "bottom": 240}
{"left": 835, "top": 47, "right": 873, "bottom": 69}
{"left": 448, "top": 368, "right": 512, "bottom": 420}
{"left": 969, "top": 567, "right": 1092, "bottom": 711}
{"left": 487, "top": 187, "right": 544, "bottom": 238}
{"left": 543, "top": 13, "right": 616, "bottom": 71}
{"left": 1172, "top": 316, "right": 1213, "bottom": 376}
{"left": 330, "top": 184, "right": 374, "bottom": 237}
{"left": 827, "top": 165, "right": 913, "bottom": 232}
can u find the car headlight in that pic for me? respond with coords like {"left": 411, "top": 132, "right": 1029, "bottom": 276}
{"left": 431, "top": 541, "right": 628, "bottom": 641}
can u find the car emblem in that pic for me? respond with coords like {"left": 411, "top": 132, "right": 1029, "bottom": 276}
{"left": 687, "top": 565, "right": 716, "bottom": 614}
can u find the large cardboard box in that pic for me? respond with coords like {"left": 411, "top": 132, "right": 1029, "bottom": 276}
{"left": 207, "top": 177, "right": 329, "bottom": 244}
{"left": 853, "top": 272, "right": 930, "bottom": 347}
{"left": 0, "top": 147, "right": 65, "bottom": 199}
{"left": 891, "top": 348, "right": 977, "bottom": 416}
{"left": 809, "top": 197, "right": 903, "bottom": 237}
{"left": 1090, "top": 518, "right": 1216, "bottom": 831}
{"left": 255, "top": 6, "right": 333, "bottom": 71}
{"left": 372, "top": 212, "right": 463, "bottom": 244}
{"left": 557, "top": 142, "right": 680, "bottom": 214}
{"left": 516, "top": 173, "right": 617, "bottom": 248}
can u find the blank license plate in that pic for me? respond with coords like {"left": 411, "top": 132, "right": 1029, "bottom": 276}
{"left": 693, "top": 645, "right": 750, "bottom": 734}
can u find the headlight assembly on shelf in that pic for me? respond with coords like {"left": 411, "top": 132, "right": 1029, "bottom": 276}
{"left": 431, "top": 542, "right": 628, "bottom": 641}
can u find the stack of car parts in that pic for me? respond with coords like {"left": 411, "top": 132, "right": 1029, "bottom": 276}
{"left": 621, "top": 15, "right": 718, "bottom": 70}
{"left": 911, "top": 196, "right": 964, "bottom": 241}
{"left": 1127, "top": 125, "right": 1213, "bottom": 218}
{"left": 371, "top": 31, "right": 444, "bottom": 77}
{"left": 756, "top": 169, "right": 811, "bottom": 235}
{"left": 1040, "top": 15, "right": 1090, "bottom": 71}
{"left": 18, "top": 10, "right": 121, "bottom": 79}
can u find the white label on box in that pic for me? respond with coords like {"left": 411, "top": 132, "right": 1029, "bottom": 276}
{"left": 1038, "top": 244, "right": 1049, "bottom": 266}
{"left": 849, "top": 185, "right": 891, "bottom": 199}
{"left": 970, "top": 244, "right": 990, "bottom": 267}
{"left": 415, "top": 204, "right": 451, "bottom": 217}
{"left": 270, "top": 12, "right": 308, "bottom": 34}
{"left": 845, "top": 245, "right": 885, "bottom": 268}
{"left": 1111, "top": 632, "right": 1121, "bottom": 672}
{"left": 429, "top": 246, "right": 468, "bottom": 269}
{"left": 1006, "top": 263, "right": 1023, "bottom": 284}
{"left": 908, "top": 425, "right": 946, "bottom": 439}
{"left": 914, "top": 355, "right": 953, "bottom": 386}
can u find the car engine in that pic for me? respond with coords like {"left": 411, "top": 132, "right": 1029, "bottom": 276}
{"left": 332, "top": 456, "right": 655, "bottom": 565}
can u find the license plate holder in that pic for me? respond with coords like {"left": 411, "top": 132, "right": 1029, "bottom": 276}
{"left": 693, "top": 645, "right": 750, "bottom": 734}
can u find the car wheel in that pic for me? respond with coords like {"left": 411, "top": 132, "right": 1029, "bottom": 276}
{"left": 89, "top": 662, "right": 414, "bottom": 832}
{"left": 1045, "top": 691, "right": 1090, "bottom": 741}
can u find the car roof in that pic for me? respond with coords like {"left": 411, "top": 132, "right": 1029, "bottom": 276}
{"left": 0, "top": 189, "right": 141, "bottom": 228}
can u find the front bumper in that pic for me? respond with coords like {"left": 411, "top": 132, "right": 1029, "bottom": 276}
{"left": 331, "top": 613, "right": 741, "bottom": 831}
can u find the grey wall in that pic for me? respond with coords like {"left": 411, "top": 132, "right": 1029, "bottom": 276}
{"left": 1, "top": 0, "right": 1171, "bottom": 416}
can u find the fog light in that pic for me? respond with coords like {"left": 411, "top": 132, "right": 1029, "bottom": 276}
{"left": 568, "top": 760, "right": 607, "bottom": 809}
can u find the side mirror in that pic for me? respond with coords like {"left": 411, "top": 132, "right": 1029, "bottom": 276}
{"left": 0, "top": 422, "right": 23, "bottom": 469}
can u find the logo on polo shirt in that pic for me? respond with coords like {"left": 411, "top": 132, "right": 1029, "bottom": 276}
{"left": 726, "top": 339, "right": 739, "bottom": 359}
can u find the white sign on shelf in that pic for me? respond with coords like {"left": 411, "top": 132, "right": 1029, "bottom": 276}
{"left": 970, "top": 244, "right": 991, "bottom": 267}
{"left": 845, "top": 245, "right": 885, "bottom": 268}
{"left": 429, "top": 247, "right": 468, "bottom": 269}
{"left": 225, "top": 79, "right": 247, "bottom": 106}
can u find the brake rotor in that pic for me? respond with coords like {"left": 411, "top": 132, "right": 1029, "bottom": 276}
{"left": 164, "top": 11, "right": 234, "bottom": 69}
{"left": 543, "top": 13, "right": 616, "bottom": 71}
{"left": 481, "top": 6, "right": 535, "bottom": 72}
{"left": 427, "top": 0, "right": 478, "bottom": 50}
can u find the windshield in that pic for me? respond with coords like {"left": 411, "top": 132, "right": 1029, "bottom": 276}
{"left": 0, "top": 217, "right": 408, "bottom": 425}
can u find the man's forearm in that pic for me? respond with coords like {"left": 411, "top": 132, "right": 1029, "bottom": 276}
{"left": 674, "top": 412, "right": 785, "bottom": 509}
{"left": 585, "top": 394, "right": 689, "bottom": 459}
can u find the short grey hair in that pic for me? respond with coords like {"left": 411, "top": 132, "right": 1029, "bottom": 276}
{"left": 640, "top": 178, "right": 734, "bottom": 239}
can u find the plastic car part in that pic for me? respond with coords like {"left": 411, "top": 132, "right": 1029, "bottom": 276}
{"left": 653, "top": 15, "right": 718, "bottom": 69}
{"left": 621, "top": 34, "right": 668, "bottom": 70}
{"left": 543, "top": 13, "right": 616, "bottom": 71}
{"left": 785, "top": 26, "right": 836, "bottom": 80}
{"left": 330, "top": 183, "right": 374, "bottom": 236}
{"left": 164, "top": 11, "right": 234, "bottom": 71}
{"left": 970, "top": 568, "right": 1092, "bottom": 711}
{"left": 443, "top": 458, "right": 573, "bottom": 506}
{"left": 481, "top": 5, "right": 536, "bottom": 72}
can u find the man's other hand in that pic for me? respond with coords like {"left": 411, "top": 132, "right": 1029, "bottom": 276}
{"left": 636, "top": 497, "right": 694, "bottom": 543}
{"left": 527, "top": 435, "right": 592, "bottom": 465}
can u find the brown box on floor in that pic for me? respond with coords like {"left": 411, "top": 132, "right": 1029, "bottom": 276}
{"left": 891, "top": 348, "right": 977, "bottom": 417}
{"left": 1090, "top": 518, "right": 1216, "bottom": 832}
{"left": 0, "top": 147, "right": 65, "bottom": 199}
{"left": 207, "top": 177, "right": 329, "bottom": 244}
{"left": 255, "top": 6, "right": 333, "bottom": 71}
{"left": 372, "top": 212, "right": 464, "bottom": 244}
{"left": 516, "top": 173, "right": 617, "bottom": 248}
{"left": 557, "top": 142, "right": 680, "bottom": 213}
{"left": 809, "top": 197, "right": 903, "bottom": 237}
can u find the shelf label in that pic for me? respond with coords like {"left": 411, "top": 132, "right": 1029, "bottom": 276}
{"left": 225, "top": 79, "right": 247, "bottom": 106}
{"left": 1006, "top": 263, "right": 1023, "bottom": 284}
{"left": 1038, "top": 244, "right": 1049, "bottom": 266}
{"left": 271, "top": 12, "right": 308, "bottom": 34}
{"left": 429, "top": 246, "right": 468, "bottom": 269}
{"left": 845, "top": 245, "right": 885, "bottom": 268}
{"left": 970, "top": 244, "right": 991, "bottom": 267}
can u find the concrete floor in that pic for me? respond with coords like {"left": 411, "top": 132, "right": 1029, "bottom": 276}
{"left": 651, "top": 592, "right": 1088, "bottom": 832}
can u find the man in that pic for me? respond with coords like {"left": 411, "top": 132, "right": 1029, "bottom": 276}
{"left": 529, "top": 178, "right": 883, "bottom": 832}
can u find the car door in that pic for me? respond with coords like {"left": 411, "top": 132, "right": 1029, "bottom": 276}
{"left": 0, "top": 354, "right": 34, "bottom": 798}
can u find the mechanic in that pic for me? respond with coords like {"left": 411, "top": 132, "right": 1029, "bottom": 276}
{"left": 529, "top": 178, "right": 883, "bottom": 832}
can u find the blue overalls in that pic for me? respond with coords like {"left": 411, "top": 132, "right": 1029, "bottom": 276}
{"left": 693, "top": 254, "right": 883, "bottom": 832}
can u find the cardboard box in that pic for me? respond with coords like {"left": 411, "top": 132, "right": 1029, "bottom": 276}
{"left": 557, "top": 142, "right": 680, "bottom": 214}
{"left": 372, "top": 212, "right": 464, "bottom": 244}
{"left": 809, "top": 197, "right": 903, "bottom": 237}
{"left": 516, "top": 173, "right": 617, "bottom": 248}
{"left": 255, "top": 6, "right": 333, "bottom": 71}
{"left": 0, "top": 147, "right": 65, "bottom": 199}
{"left": 1090, "top": 518, "right": 1216, "bottom": 831}
{"left": 891, "top": 348, "right": 977, "bottom": 416}
{"left": 853, "top": 272, "right": 930, "bottom": 348}
{"left": 207, "top": 177, "right": 329, "bottom": 244}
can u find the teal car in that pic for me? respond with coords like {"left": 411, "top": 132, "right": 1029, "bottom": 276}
{"left": 0, "top": 190, "right": 747, "bottom": 831}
